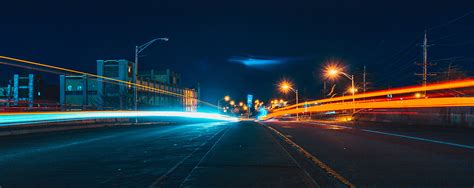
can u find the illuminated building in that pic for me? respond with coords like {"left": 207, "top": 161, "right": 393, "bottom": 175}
{"left": 59, "top": 60, "right": 199, "bottom": 111}
{"left": 59, "top": 75, "right": 99, "bottom": 110}
{"left": 0, "top": 74, "right": 57, "bottom": 110}
{"left": 0, "top": 85, "right": 12, "bottom": 107}
{"left": 139, "top": 69, "right": 180, "bottom": 85}
{"left": 137, "top": 69, "right": 198, "bottom": 111}
{"left": 13, "top": 74, "right": 40, "bottom": 107}
{"left": 97, "top": 59, "right": 135, "bottom": 110}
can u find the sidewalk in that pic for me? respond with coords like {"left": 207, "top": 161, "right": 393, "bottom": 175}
{"left": 180, "top": 121, "right": 317, "bottom": 187}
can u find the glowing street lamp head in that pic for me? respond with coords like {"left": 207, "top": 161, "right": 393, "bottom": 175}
{"left": 279, "top": 81, "right": 293, "bottom": 93}
{"left": 239, "top": 102, "right": 244, "bottom": 106}
{"left": 230, "top": 100, "right": 235, "bottom": 105}
{"left": 348, "top": 87, "right": 358, "bottom": 94}
{"left": 324, "top": 64, "right": 343, "bottom": 79}
{"left": 414, "top": 93, "right": 422, "bottom": 98}
{"left": 224, "top": 96, "right": 230, "bottom": 101}
{"left": 328, "top": 69, "right": 339, "bottom": 75}
{"left": 243, "top": 106, "right": 248, "bottom": 110}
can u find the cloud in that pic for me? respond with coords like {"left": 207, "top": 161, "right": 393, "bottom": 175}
{"left": 228, "top": 54, "right": 318, "bottom": 67}
{"left": 228, "top": 55, "right": 285, "bottom": 67}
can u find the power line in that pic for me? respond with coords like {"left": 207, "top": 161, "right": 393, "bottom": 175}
{"left": 428, "top": 10, "right": 474, "bottom": 31}
{"left": 437, "top": 39, "right": 474, "bottom": 46}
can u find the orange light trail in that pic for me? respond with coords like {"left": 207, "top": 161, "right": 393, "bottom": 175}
{"left": 264, "top": 97, "right": 474, "bottom": 120}
{"left": 0, "top": 56, "right": 181, "bottom": 97}
{"left": 0, "top": 56, "right": 216, "bottom": 107}
{"left": 274, "top": 78, "right": 474, "bottom": 112}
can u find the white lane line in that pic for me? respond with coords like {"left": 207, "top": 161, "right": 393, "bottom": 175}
{"left": 149, "top": 123, "right": 230, "bottom": 187}
{"left": 307, "top": 122, "right": 474, "bottom": 150}
{"left": 361, "top": 129, "right": 474, "bottom": 150}
{"left": 177, "top": 123, "right": 232, "bottom": 187}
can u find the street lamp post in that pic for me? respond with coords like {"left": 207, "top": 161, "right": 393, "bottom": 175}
{"left": 279, "top": 81, "right": 299, "bottom": 121}
{"left": 134, "top": 37, "right": 168, "bottom": 111}
{"left": 326, "top": 67, "right": 356, "bottom": 114}
{"left": 217, "top": 96, "right": 230, "bottom": 113}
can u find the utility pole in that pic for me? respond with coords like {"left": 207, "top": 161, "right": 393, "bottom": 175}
{"left": 295, "top": 89, "right": 299, "bottom": 121}
{"left": 363, "top": 65, "right": 366, "bottom": 93}
{"left": 447, "top": 63, "right": 452, "bottom": 81}
{"left": 422, "top": 30, "right": 428, "bottom": 91}
{"left": 323, "top": 80, "right": 327, "bottom": 98}
{"left": 415, "top": 30, "right": 435, "bottom": 96}
{"left": 134, "top": 46, "right": 139, "bottom": 111}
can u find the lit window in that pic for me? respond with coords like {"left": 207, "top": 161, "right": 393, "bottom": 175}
{"left": 77, "top": 86, "right": 82, "bottom": 91}
{"left": 67, "top": 85, "right": 73, "bottom": 91}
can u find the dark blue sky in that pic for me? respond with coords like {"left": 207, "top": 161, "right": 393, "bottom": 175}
{"left": 1, "top": 0, "right": 473, "bottom": 103}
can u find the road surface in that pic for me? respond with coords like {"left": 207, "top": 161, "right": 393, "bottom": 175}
{"left": 0, "top": 121, "right": 317, "bottom": 187}
{"left": 263, "top": 120, "right": 474, "bottom": 187}
{"left": 1, "top": 120, "right": 473, "bottom": 187}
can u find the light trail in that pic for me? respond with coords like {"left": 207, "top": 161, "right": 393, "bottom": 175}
{"left": 0, "top": 56, "right": 217, "bottom": 108}
{"left": 274, "top": 78, "right": 474, "bottom": 112}
{"left": 0, "top": 56, "right": 181, "bottom": 96}
{"left": 263, "top": 97, "right": 474, "bottom": 120}
{"left": 0, "top": 111, "right": 238, "bottom": 126}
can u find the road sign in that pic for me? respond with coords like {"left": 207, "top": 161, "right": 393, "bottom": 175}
{"left": 247, "top": 94, "right": 253, "bottom": 109}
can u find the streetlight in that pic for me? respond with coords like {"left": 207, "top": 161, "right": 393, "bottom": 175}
{"left": 279, "top": 81, "right": 299, "bottom": 121}
{"left": 230, "top": 100, "right": 235, "bottom": 106}
{"left": 239, "top": 102, "right": 244, "bottom": 107}
{"left": 414, "top": 93, "right": 422, "bottom": 98}
{"left": 348, "top": 87, "right": 358, "bottom": 94}
{"left": 217, "top": 95, "right": 230, "bottom": 113}
{"left": 134, "top": 37, "right": 169, "bottom": 111}
{"left": 325, "top": 65, "right": 356, "bottom": 113}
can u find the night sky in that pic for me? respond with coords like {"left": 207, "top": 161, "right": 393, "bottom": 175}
{"left": 1, "top": 0, "right": 473, "bottom": 104}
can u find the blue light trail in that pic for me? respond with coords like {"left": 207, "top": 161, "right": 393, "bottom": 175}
{"left": 0, "top": 111, "right": 239, "bottom": 126}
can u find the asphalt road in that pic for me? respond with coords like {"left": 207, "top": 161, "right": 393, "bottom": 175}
{"left": 0, "top": 122, "right": 229, "bottom": 187}
{"left": 0, "top": 121, "right": 318, "bottom": 187}
{"left": 264, "top": 120, "right": 474, "bottom": 187}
